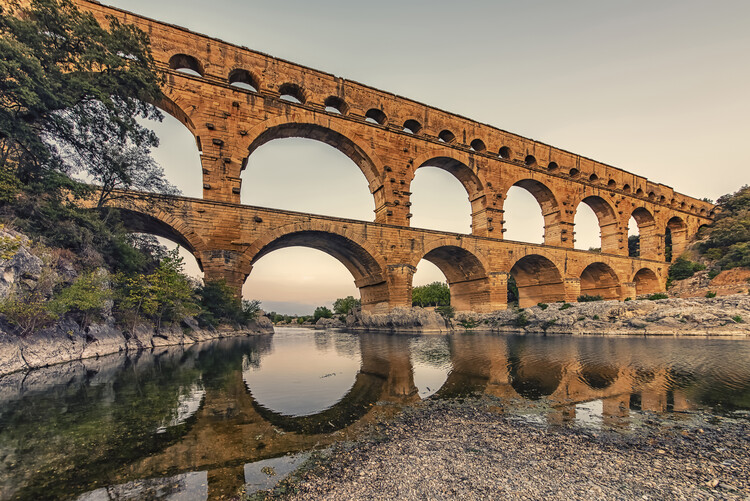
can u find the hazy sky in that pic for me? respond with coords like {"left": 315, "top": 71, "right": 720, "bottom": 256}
{"left": 103, "top": 0, "right": 750, "bottom": 314}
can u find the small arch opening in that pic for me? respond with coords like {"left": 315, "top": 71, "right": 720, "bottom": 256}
{"left": 438, "top": 130, "right": 456, "bottom": 144}
{"left": 278, "top": 83, "right": 306, "bottom": 104}
{"left": 636, "top": 188, "right": 644, "bottom": 196}
{"left": 589, "top": 173, "right": 599, "bottom": 183}
{"left": 569, "top": 168, "right": 580, "bottom": 178}
{"left": 648, "top": 191, "right": 656, "bottom": 200}
{"left": 324, "top": 96, "right": 348, "bottom": 115}
{"left": 169, "top": 53, "right": 203, "bottom": 77}
{"left": 470, "top": 139, "right": 487, "bottom": 152}
{"left": 622, "top": 184, "right": 631, "bottom": 194}
{"left": 548, "top": 162, "right": 559, "bottom": 172}
{"left": 607, "top": 179, "right": 616, "bottom": 189}
{"left": 403, "top": 119, "right": 422, "bottom": 134}
{"left": 525, "top": 155, "right": 537, "bottom": 167}
{"left": 498, "top": 146, "right": 512, "bottom": 159}
{"left": 228, "top": 69, "right": 259, "bottom": 92}
{"left": 364, "top": 108, "right": 387, "bottom": 125}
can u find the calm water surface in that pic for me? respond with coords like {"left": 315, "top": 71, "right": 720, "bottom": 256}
{"left": 1, "top": 327, "right": 749, "bottom": 500}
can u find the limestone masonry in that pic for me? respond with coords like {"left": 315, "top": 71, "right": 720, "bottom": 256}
{"left": 75, "top": 0, "right": 714, "bottom": 312}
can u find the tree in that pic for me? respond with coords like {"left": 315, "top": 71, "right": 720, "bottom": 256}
{"left": 333, "top": 295, "right": 360, "bottom": 315}
{"left": 50, "top": 271, "right": 111, "bottom": 327}
{"left": 412, "top": 281, "right": 450, "bottom": 307}
{"left": 628, "top": 235, "right": 640, "bottom": 257}
{"left": 313, "top": 306, "right": 333, "bottom": 321}
{"left": 699, "top": 185, "right": 750, "bottom": 270}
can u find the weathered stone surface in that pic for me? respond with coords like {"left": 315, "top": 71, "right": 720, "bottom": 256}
{"left": 315, "top": 317, "right": 345, "bottom": 329}
{"left": 347, "top": 307, "right": 449, "bottom": 334}
{"left": 0, "top": 318, "right": 274, "bottom": 377}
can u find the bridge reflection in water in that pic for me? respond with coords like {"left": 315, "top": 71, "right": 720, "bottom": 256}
{"left": 1, "top": 329, "right": 749, "bottom": 500}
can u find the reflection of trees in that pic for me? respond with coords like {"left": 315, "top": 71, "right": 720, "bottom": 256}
{"left": 1, "top": 336, "right": 272, "bottom": 501}
{"left": 410, "top": 337, "right": 451, "bottom": 367}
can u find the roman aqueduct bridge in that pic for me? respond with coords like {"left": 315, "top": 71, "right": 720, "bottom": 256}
{"left": 77, "top": 0, "right": 714, "bottom": 312}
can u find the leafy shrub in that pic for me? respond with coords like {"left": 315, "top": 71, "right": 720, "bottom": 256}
{"left": 732, "top": 315, "right": 744, "bottom": 323}
{"left": 514, "top": 310, "right": 529, "bottom": 327}
{"left": 537, "top": 303, "right": 548, "bottom": 310}
{"left": 313, "top": 306, "right": 333, "bottom": 321}
{"left": 646, "top": 293, "right": 669, "bottom": 300}
{"left": 0, "top": 292, "right": 57, "bottom": 336}
{"left": 333, "top": 296, "right": 360, "bottom": 315}
{"left": 412, "top": 282, "right": 450, "bottom": 307}
{"left": 577, "top": 294, "right": 603, "bottom": 302}
{"left": 0, "top": 225, "right": 22, "bottom": 260}
{"left": 705, "top": 291, "right": 717, "bottom": 298}
{"left": 196, "top": 280, "right": 260, "bottom": 327}
{"left": 542, "top": 319, "right": 557, "bottom": 331}
{"left": 436, "top": 305, "right": 455, "bottom": 319}
{"left": 50, "top": 272, "right": 111, "bottom": 328}
{"left": 624, "top": 297, "right": 632, "bottom": 302}
{"left": 593, "top": 314, "right": 600, "bottom": 320}
{"left": 668, "top": 257, "right": 706, "bottom": 281}
{"left": 559, "top": 303, "right": 572, "bottom": 310}
{"left": 459, "top": 317, "right": 479, "bottom": 330}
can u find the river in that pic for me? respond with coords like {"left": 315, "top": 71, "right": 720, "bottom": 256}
{"left": 1, "top": 327, "right": 749, "bottom": 500}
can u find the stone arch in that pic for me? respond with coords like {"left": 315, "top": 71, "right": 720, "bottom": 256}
{"left": 155, "top": 94, "right": 196, "bottom": 132}
{"left": 666, "top": 215, "right": 688, "bottom": 262}
{"left": 277, "top": 82, "right": 306, "bottom": 103}
{"left": 242, "top": 221, "right": 388, "bottom": 311}
{"left": 412, "top": 240, "right": 493, "bottom": 312}
{"left": 506, "top": 336, "right": 563, "bottom": 400}
{"left": 505, "top": 179, "right": 561, "bottom": 245}
{"left": 228, "top": 68, "right": 260, "bottom": 92}
{"left": 633, "top": 267, "right": 661, "bottom": 296}
{"left": 579, "top": 262, "right": 622, "bottom": 300}
{"left": 510, "top": 254, "right": 565, "bottom": 307}
{"left": 168, "top": 53, "right": 203, "bottom": 76}
{"left": 103, "top": 206, "right": 207, "bottom": 268}
{"left": 242, "top": 116, "right": 384, "bottom": 191}
{"left": 574, "top": 196, "right": 619, "bottom": 253}
{"left": 629, "top": 206, "right": 660, "bottom": 259}
{"left": 410, "top": 151, "right": 488, "bottom": 235}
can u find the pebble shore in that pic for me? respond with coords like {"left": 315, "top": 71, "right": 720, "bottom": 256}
{"left": 256, "top": 400, "right": 750, "bottom": 500}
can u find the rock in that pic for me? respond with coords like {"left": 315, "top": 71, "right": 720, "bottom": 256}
{"left": 315, "top": 317, "right": 345, "bottom": 329}
{"left": 0, "top": 246, "right": 44, "bottom": 298}
{"left": 348, "top": 307, "right": 449, "bottom": 334}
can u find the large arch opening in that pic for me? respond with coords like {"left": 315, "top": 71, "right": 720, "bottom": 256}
{"left": 574, "top": 196, "right": 618, "bottom": 253}
{"left": 106, "top": 208, "right": 204, "bottom": 279}
{"left": 666, "top": 216, "right": 687, "bottom": 262}
{"left": 242, "top": 125, "right": 375, "bottom": 220}
{"left": 504, "top": 180, "right": 559, "bottom": 245}
{"left": 507, "top": 337, "right": 564, "bottom": 400}
{"left": 140, "top": 106, "right": 203, "bottom": 198}
{"left": 579, "top": 262, "right": 621, "bottom": 300}
{"left": 510, "top": 255, "right": 565, "bottom": 307}
{"left": 409, "top": 167, "right": 472, "bottom": 233}
{"left": 414, "top": 246, "right": 491, "bottom": 312}
{"left": 243, "top": 230, "right": 387, "bottom": 314}
{"left": 629, "top": 207, "right": 657, "bottom": 259}
{"left": 633, "top": 268, "right": 661, "bottom": 296}
{"left": 411, "top": 157, "right": 484, "bottom": 234}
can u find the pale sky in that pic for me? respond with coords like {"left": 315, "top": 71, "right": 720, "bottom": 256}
{"left": 103, "top": 0, "right": 750, "bottom": 314}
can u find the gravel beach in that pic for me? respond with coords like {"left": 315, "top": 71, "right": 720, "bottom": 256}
{"left": 255, "top": 400, "right": 750, "bottom": 500}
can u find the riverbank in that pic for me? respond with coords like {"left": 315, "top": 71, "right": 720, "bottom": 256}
{"left": 335, "top": 295, "right": 750, "bottom": 336}
{"left": 0, "top": 316, "right": 273, "bottom": 377}
{"left": 253, "top": 399, "right": 750, "bottom": 500}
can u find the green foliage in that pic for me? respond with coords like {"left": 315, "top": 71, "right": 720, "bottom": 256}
{"left": 0, "top": 225, "right": 22, "bottom": 260}
{"left": 646, "top": 293, "right": 669, "bottom": 300}
{"left": 668, "top": 257, "right": 706, "bottom": 281}
{"left": 458, "top": 317, "right": 479, "bottom": 330}
{"left": 0, "top": 292, "right": 57, "bottom": 336}
{"left": 332, "top": 295, "right": 360, "bottom": 315}
{"left": 559, "top": 303, "right": 572, "bottom": 310}
{"left": 196, "top": 279, "right": 260, "bottom": 327}
{"left": 593, "top": 314, "right": 600, "bottom": 320}
{"left": 707, "top": 268, "right": 721, "bottom": 280}
{"left": 114, "top": 250, "right": 197, "bottom": 330}
{"left": 0, "top": 168, "right": 21, "bottom": 204}
{"left": 698, "top": 185, "right": 750, "bottom": 270}
{"left": 577, "top": 294, "right": 603, "bottom": 302}
{"left": 313, "top": 306, "right": 333, "bottom": 321}
{"left": 537, "top": 302, "right": 548, "bottom": 310}
{"left": 0, "top": 0, "right": 163, "bottom": 182}
{"left": 507, "top": 275, "right": 519, "bottom": 305}
{"left": 705, "top": 291, "right": 717, "bottom": 298}
{"left": 541, "top": 319, "right": 557, "bottom": 331}
{"left": 412, "top": 281, "right": 450, "bottom": 307}
{"left": 513, "top": 309, "right": 529, "bottom": 327}
{"left": 436, "top": 304, "right": 455, "bottom": 319}
{"left": 624, "top": 297, "right": 632, "bottom": 301}
{"left": 50, "top": 271, "right": 111, "bottom": 327}
{"left": 628, "top": 235, "right": 641, "bottom": 257}
{"left": 732, "top": 315, "right": 744, "bottom": 323}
